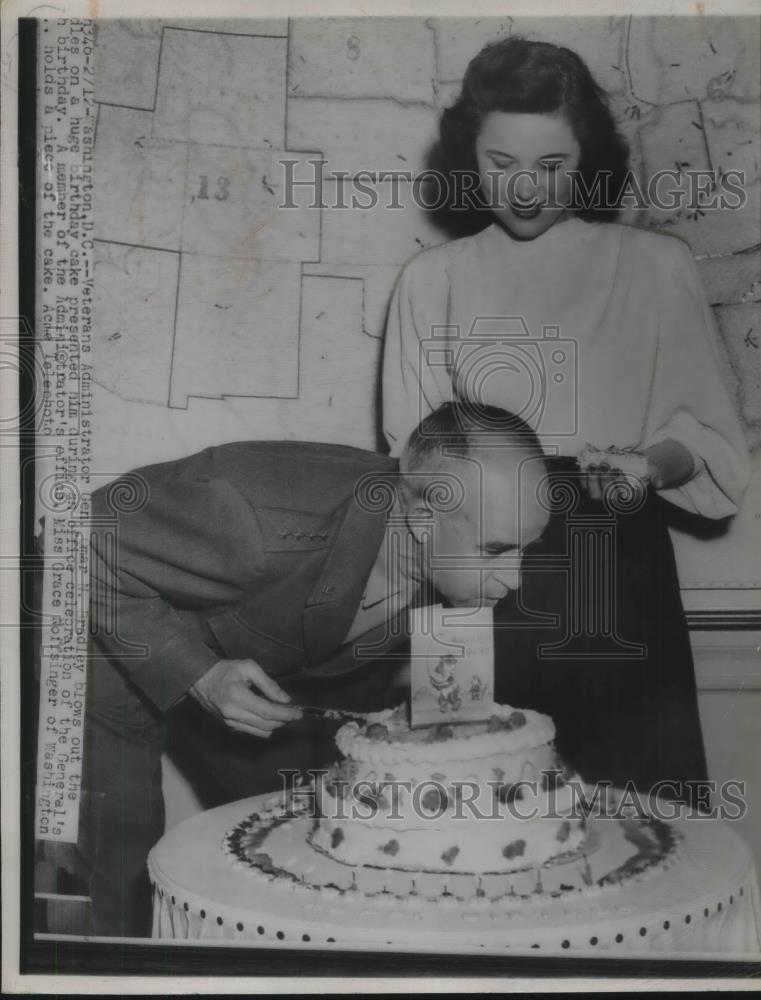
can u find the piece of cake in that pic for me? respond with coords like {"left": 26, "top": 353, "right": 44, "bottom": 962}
{"left": 310, "top": 704, "right": 587, "bottom": 874}
{"left": 576, "top": 444, "right": 649, "bottom": 479}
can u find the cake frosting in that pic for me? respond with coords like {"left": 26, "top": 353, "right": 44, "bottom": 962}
{"left": 211, "top": 705, "right": 689, "bottom": 949}
{"left": 309, "top": 703, "right": 588, "bottom": 874}
{"left": 154, "top": 781, "right": 720, "bottom": 952}
{"left": 577, "top": 444, "right": 650, "bottom": 480}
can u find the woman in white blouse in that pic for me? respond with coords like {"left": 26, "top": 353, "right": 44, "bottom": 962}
{"left": 382, "top": 37, "right": 749, "bottom": 805}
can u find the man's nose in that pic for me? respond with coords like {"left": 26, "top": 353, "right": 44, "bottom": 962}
{"left": 490, "top": 562, "right": 521, "bottom": 592}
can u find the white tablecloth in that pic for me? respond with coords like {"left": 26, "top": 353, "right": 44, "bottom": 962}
{"left": 149, "top": 795, "right": 761, "bottom": 957}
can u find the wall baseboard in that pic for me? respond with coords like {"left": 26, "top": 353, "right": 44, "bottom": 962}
{"left": 691, "top": 630, "right": 761, "bottom": 690}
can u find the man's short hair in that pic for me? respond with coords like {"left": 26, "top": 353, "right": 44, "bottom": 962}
{"left": 400, "top": 401, "right": 546, "bottom": 497}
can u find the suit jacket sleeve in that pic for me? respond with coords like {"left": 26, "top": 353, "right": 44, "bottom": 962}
{"left": 90, "top": 471, "right": 267, "bottom": 712}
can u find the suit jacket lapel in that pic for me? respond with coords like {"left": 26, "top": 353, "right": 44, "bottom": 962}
{"left": 301, "top": 488, "right": 389, "bottom": 668}
{"left": 305, "top": 602, "right": 414, "bottom": 677}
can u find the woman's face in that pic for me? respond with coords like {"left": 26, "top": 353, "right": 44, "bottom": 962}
{"left": 475, "top": 111, "right": 581, "bottom": 240}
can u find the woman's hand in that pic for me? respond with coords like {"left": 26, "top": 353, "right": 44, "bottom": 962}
{"left": 189, "top": 659, "right": 302, "bottom": 738}
{"left": 643, "top": 439, "right": 697, "bottom": 490}
{"left": 577, "top": 438, "right": 697, "bottom": 501}
{"left": 577, "top": 445, "right": 650, "bottom": 502}
{"left": 582, "top": 462, "right": 641, "bottom": 502}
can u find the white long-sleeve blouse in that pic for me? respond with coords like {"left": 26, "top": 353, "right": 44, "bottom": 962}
{"left": 382, "top": 217, "right": 749, "bottom": 518}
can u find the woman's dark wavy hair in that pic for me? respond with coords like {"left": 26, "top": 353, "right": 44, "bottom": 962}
{"left": 430, "top": 36, "right": 630, "bottom": 232}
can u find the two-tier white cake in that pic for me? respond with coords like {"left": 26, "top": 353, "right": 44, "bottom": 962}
{"left": 309, "top": 703, "right": 587, "bottom": 874}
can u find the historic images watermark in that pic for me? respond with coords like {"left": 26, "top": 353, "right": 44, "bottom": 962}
{"left": 279, "top": 769, "right": 749, "bottom": 823}
{"left": 279, "top": 160, "right": 748, "bottom": 213}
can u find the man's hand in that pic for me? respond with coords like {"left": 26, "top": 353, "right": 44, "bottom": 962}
{"left": 189, "top": 659, "right": 302, "bottom": 738}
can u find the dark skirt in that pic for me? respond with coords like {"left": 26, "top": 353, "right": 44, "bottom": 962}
{"left": 493, "top": 458, "right": 708, "bottom": 807}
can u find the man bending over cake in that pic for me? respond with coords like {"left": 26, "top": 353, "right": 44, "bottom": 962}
{"left": 87, "top": 402, "right": 549, "bottom": 936}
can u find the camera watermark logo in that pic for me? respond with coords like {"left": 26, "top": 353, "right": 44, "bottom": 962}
{"left": 419, "top": 317, "right": 578, "bottom": 438}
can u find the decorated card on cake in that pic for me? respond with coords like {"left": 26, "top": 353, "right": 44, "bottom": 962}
{"left": 409, "top": 605, "right": 495, "bottom": 727}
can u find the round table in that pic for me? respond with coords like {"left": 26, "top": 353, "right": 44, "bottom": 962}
{"left": 148, "top": 793, "right": 761, "bottom": 956}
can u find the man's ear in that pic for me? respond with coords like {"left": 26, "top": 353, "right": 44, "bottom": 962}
{"left": 405, "top": 500, "right": 434, "bottom": 545}
{"left": 398, "top": 478, "right": 433, "bottom": 543}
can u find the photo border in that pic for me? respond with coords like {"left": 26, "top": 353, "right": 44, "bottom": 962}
{"left": 3, "top": 0, "right": 760, "bottom": 992}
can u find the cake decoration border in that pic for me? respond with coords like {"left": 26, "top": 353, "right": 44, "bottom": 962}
{"left": 220, "top": 786, "right": 683, "bottom": 917}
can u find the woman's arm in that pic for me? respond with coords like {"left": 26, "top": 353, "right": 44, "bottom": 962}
{"left": 382, "top": 253, "right": 455, "bottom": 455}
{"left": 638, "top": 235, "right": 750, "bottom": 517}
